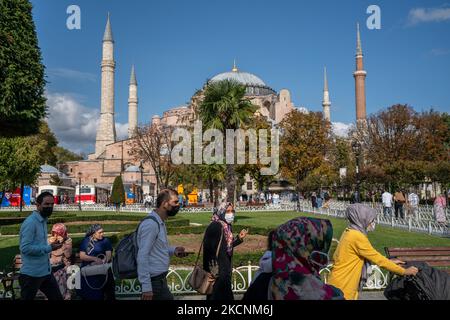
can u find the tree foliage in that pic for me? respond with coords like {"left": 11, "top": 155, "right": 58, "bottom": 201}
{"left": 279, "top": 110, "right": 331, "bottom": 192}
{"left": 0, "top": 0, "right": 47, "bottom": 136}
{"left": 350, "top": 104, "right": 450, "bottom": 194}
{"left": 110, "top": 175, "right": 125, "bottom": 205}
{"left": 0, "top": 136, "right": 42, "bottom": 191}
{"left": 199, "top": 79, "right": 258, "bottom": 204}
{"left": 131, "top": 123, "right": 177, "bottom": 191}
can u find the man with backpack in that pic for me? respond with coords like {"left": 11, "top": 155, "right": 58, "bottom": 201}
{"left": 394, "top": 190, "right": 406, "bottom": 220}
{"left": 136, "top": 189, "right": 187, "bottom": 300}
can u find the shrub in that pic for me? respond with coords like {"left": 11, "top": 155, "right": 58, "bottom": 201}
{"left": 111, "top": 176, "right": 125, "bottom": 206}
{"left": 0, "top": 217, "right": 190, "bottom": 235}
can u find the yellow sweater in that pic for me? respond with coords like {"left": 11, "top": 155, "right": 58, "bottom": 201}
{"left": 328, "top": 228, "right": 405, "bottom": 300}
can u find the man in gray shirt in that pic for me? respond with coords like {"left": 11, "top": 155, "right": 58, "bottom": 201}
{"left": 137, "top": 189, "right": 187, "bottom": 300}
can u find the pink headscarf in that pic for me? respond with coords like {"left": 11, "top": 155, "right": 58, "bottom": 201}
{"left": 51, "top": 223, "right": 68, "bottom": 239}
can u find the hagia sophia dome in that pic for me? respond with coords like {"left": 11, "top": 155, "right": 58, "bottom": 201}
{"left": 209, "top": 62, "right": 276, "bottom": 96}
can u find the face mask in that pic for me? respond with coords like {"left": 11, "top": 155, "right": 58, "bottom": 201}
{"left": 309, "top": 250, "right": 329, "bottom": 269}
{"left": 367, "top": 221, "right": 376, "bottom": 232}
{"left": 40, "top": 207, "right": 53, "bottom": 218}
{"left": 167, "top": 205, "right": 180, "bottom": 217}
{"left": 224, "top": 213, "right": 234, "bottom": 224}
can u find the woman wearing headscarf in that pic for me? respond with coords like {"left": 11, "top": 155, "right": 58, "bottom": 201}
{"left": 78, "top": 224, "right": 114, "bottom": 300}
{"left": 48, "top": 223, "right": 72, "bottom": 300}
{"left": 269, "top": 217, "right": 344, "bottom": 300}
{"left": 328, "top": 204, "right": 419, "bottom": 300}
{"left": 434, "top": 193, "right": 447, "bottom": 225}
{"left": 202, "top": 202, "right": 248, "bottom": 300}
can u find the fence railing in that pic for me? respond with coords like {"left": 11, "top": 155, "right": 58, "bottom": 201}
{"left": 298, "top": 202, "right": 449, "bottom": 236}
{"left": 1, "top": 201, "right": 447, "bottom": 236}
{"left": 0, "top": 262, "right": 388, "bottom": 299}
{"left": 0, "top": 203, "right": 298, "bottom": 213}
{"left": 114, "top": 263, "right": 388, "bottom": 298}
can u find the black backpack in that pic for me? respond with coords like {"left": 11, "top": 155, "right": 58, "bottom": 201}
{"left": 112, "top": 215, "right": 160, "bottom": 279}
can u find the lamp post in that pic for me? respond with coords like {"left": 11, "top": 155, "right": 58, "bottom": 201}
{"left": 78, "top": 172, "right": 82, "bottom": 211}
{"left": 139, "top": 161, "right": 144, "bottom": 204}
{"left": 351, "top": 141, "right": 361, "bottom": 203}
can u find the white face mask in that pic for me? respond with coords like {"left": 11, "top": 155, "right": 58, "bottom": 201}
{"left": 224, "top": 213, "right": 234, "bottom": 224}
{"left": 367, "top": 221, "right": 376, "bottom": 232}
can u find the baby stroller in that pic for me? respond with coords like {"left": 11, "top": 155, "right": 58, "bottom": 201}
{"left": 384, "top": 261, "right": 450, "bottom": 300}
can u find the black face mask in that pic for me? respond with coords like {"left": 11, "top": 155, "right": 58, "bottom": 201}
{"left": 40, "top": 207, "right": 53, "bottom": 218}
{"left": 167, "top": 205, "right": 180, "bottom": 217}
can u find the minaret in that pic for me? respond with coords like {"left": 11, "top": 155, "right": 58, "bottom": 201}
{"left": 95, "top": 13, "right": 116, "bottom": 157}
{"left": 232, "top": 59, "right": 238, "bottom": 72}
{"left": 322, "top": 67, "right": 331, "bottom": 122}
{"left": 128, "top": 65, "right": 138, "bottom": 138}
{"left": 353, "top": 23, "right": 367, "bottom": 125}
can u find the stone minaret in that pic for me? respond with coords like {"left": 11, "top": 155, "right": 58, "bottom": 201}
{"left": 353, "top": 23, "right": 367, "bottom": 124}
{"left": 95, "top": 13, "right": 116, "bottom": 157}
{"left": 128, "top": 65, "right": 138, "bottom": 138}
{"left": 322, "top": 67, "right": 331, "bottom": 122}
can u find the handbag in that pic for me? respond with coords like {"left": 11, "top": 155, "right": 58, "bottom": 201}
{"left": 81, "top": 254, "right": 112, "bottom": 290}
{"left": 81, "top": 262, "right": 112, "bottom": 277}
{"left": 188, "top": 230, "right": 223, "bottom": 295}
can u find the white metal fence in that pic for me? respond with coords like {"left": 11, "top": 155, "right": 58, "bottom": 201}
{"left": 114, "top": 263, "right": 388, "bottom": 297}
{"left": 0, "top": 201, "right": 447, "bottom": 236}
{"left": 0, "top": 263, "right": 388, "bottom": 299}
{"left": 297, "top": 201, "right": 449, "bottom": 237}
{"left": 0, "top": 203, "right": 298, "bottom": 213}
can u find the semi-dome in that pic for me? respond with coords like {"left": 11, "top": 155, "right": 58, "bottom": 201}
{"left": 209, "top": 62, "right": 276, "bottom": 96}
{"left": 40, "top": 165, "right": 59, "bottom": 174}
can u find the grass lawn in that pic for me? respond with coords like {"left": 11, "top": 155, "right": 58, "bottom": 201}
{"left": 1, "top": 210, "right": 448, "bottom": 271}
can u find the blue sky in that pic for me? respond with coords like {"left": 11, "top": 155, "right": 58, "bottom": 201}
{"left": 30, "top": 0, "right": 450, "bottom": 154}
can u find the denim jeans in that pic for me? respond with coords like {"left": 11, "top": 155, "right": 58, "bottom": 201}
{"left": 383, "top": 207, "right": 392, "bottom": 218}
{"left": 395, "top": 203, "right": 404, "bottom": 219}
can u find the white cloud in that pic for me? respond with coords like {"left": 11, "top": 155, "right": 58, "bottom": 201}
{"left": 430, "top": 48, "right": 450, "bottom": 56}
{"left": 407, "top": 7, "right": 450, "bottom": 25}
{"left": 116, "top": 123, "right": 129, "bottom": 140}
{"left": 47, "top": 68, "right": 97, "bottom": 82}
{"left": 332, "top": 122, "right": 352, "bottom": 138}
{"left": 46, "top": 93, "right": 128, "bottom": 155}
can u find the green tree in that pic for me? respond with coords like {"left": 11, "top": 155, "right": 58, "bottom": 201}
{"left": 27, "top": 121, "right": 58, "bottom": 165}
{"left": 0, "top": 0, "right": 47, "bottom": 136}
{"left": 53, "top": 146, "right": 83, "bottom": 164}
{"left": 200, "top": 164, "right": 225, "bottom": 206}
{"left": 199, "top": 79, "right": 257, "bottom": 204}
{"left": 0, "top": 136, "right": 42, "bottom": 210}
{"left": 111, "top": 175, "right": 125, "bottom": 211}
{"left": 49, "top": 174, "right": 63, "bottom": 186}
{"left": 238, "top": 114, "right": 274, "bottom": 194}
{"left": 280, "top": 110, "right": 331, "bottom": 196}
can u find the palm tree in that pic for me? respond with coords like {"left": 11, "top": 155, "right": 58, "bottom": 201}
{"left": 199, "top": 80, "right": 257, "bottom": 204}
{"left": 199, "top": 164, "right": 225, "bottom": 206}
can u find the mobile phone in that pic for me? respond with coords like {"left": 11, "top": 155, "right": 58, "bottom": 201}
{"left": 178, "top": 251, "right": 195, "bottom": 257}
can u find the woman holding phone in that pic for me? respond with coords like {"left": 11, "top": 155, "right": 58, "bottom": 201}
{"left": 48, "top": 223, "right": 72, "bottom": 300}
{"left": 202, "top": 202, "right": 248, "bottom": 300}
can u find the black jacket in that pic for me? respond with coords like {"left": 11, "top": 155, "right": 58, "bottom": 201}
{"left": 202, "top": 221, "right": 242, "bottom": 300}
{"left": 384, "top": 261, "right": 450, "bottom": 300}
